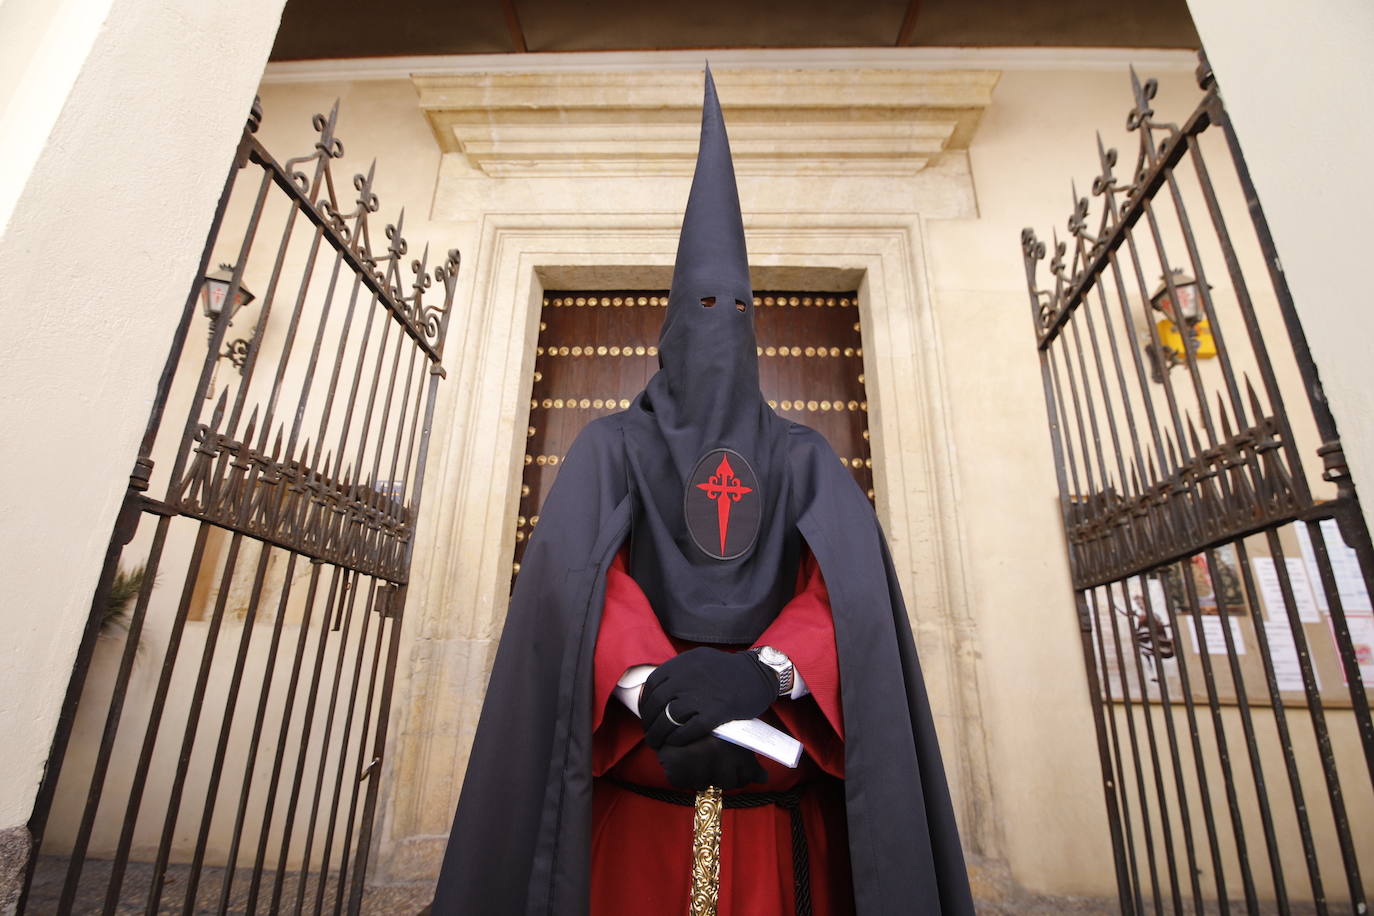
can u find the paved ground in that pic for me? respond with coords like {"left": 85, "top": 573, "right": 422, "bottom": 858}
{"left": 25, "top": 857, "right": 431, "bottom": 915}
{"left": 28, "top": 856, "right": 1322, "bottom": 914}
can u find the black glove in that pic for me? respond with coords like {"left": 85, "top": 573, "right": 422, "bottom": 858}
{"left": 655, "top": 735, "right": 768, "bottom": 791}
{"left": 640, "top": 647, "right": 778, "bottom": 749}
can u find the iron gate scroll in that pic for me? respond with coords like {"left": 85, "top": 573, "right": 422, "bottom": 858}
{"left": 21, "top": 99, "right": 459, "bottom": 915}
{"left": 1022, "top": 59, "right": 1373, "bottom": 915}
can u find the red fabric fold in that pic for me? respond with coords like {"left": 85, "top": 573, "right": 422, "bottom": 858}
{"left": 589, "top": 547, "right": 854, "bottom": 915}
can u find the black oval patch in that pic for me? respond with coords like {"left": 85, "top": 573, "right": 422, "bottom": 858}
{"left": 684, "top": 448, "right": 761, "bottom": 561}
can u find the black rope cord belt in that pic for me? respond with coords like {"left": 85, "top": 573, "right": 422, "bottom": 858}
{"left": 605, "top": 777, "right": 812, "bottom": 916}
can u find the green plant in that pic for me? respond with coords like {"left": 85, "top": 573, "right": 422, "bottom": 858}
{"left": 103, "top": 564, "right": 147, "bottom": 635}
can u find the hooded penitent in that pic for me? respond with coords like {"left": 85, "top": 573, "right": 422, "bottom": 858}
{"left": 431, "top": 67, "right": 975, "bottom": 916}
{"left": 622, "top": 65, "right": 801, "bottom": 644}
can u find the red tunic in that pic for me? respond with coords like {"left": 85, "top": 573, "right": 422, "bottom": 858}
{"left": 589, "top": 550, "right": 855, "bottom": 915}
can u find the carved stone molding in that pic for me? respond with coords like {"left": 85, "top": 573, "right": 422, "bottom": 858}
{"left": 412, "top": 68, "right": 998, "bottom": 178}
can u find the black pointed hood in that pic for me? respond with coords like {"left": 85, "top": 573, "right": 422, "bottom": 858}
{"left": 657, "top": 65, "right": 756, "bottom": 390}
{"left": 620, "top": 66, "right": 800, "bottom": 644}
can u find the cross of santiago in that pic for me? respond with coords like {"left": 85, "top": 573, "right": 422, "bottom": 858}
{"left": 695, "top": 454, "right": 753, "bottom": 555}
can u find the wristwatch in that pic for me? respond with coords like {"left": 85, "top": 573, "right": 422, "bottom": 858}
{"left": 749, "top": 645, "right": 795, "bottom": 697}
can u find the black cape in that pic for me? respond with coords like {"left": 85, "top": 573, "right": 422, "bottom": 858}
{"left": 431, "top": 414, "right": 975, "bottom": 915}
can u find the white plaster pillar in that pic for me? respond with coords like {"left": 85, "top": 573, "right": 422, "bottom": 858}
{"left": 1186, "top": 0, "right": 1374, "bottom": 531}
{"left": 0, "top": 0, "right": 286, "bottom": 895}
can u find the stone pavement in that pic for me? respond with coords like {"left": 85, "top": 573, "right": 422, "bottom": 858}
{"left": 24, "top": 857, "right": 431, "bottom": 915}
{"left": 25, "top": 855, "right": 1322, "bottom": 914}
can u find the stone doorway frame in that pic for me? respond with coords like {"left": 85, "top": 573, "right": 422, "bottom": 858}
{"left": 373, "top": 209, "right": 1001, "bottom": 881}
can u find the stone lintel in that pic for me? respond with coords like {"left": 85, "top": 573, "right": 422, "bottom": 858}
{"left": 413, "top": 68, "right": 998, "bottom": 178}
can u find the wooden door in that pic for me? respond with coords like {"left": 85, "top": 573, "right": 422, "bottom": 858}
{"left": 514, "top": 289, "right": 871, "bottom": 579}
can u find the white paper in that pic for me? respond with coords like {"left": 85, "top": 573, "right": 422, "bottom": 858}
{"left": 1295, "top": 520, "right": 1372, "bottom": 613}
{"left": 613, "top": 666, "right": 803, "bottom": 768}
{"left": 1262, "top": 622, "right": 1317, "bottom": 692}
{"left": 713, "top": 719, "right": 803, "bottom": 768}
{"left": 1187, "top": 615, "right": 1246, "bottom": 656}
{"left": 1251, "top": 556, "right": 1320, "bottom": 623}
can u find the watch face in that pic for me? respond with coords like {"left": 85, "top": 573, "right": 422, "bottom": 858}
{"left": 757, "top": 646, "right": 785, "bottom": 666}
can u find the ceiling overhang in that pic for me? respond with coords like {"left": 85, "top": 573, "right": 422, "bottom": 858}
{"left": 413, "top": 68, "right": 1000, "bottom": 179}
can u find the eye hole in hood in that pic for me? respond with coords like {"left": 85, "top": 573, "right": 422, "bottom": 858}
{"left": 698, "top": 296, "right": 747, "bottom": 312}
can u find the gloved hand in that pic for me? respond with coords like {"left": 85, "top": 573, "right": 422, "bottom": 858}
{"left": 640, "top": 647, "right": 778, "bottom": 749}
{"left": 656, "top": 735, "right": 768, "bottom": 791}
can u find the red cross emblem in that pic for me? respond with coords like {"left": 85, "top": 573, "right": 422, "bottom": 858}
{"left": 694, "top": 453, "right": 754, "bottom": 556}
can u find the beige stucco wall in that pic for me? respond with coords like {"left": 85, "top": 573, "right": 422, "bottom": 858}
{"left": 924, "top": 62, "right": 1215, "bottom": 898}
{"left": 1184, "top": 0, "right": 1374, "bottom": 534}
{"left": 0, "top": 0, "right": 286, "bottom": 834}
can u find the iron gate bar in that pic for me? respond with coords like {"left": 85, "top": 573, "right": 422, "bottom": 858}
{"left": 311, "top": 578, "right": 379, "bottom": 916}
{"left": 1264, "top": 529, "right": 1364, "bottom": 908}
{"left": 1175, "top": 553, "right": 1261, "bottom": 915}
{"left": 143, "top": 530, "right": 251, "bottom": 915}
{"left": 178, "top": 539, "right": 276, "bottom": 915}
{"left": 334, "top": 584, "right": 389, "bottom": 914}
{"left": 253, "top": 564, "right": 345, "bottom": 916}
{"left": 1077, "top": 588, "right": 1139, "bottom": 916}
{"left": 216, "top": 550, "right": 307, "bottom": 916}
{"left": 1094, "top": 584, "right": 1166, "bottom": 916}
{"left": 104, "top": 521, "right": 216, "bottom": 915}
{"left": 1199, "top": 544, "right": 1287, "bottom": 912}
{"left": 1024, "top": 54, "right": 1372, "bottom": 915}
{"left": 21, "top": 95, "right": 459, "bottom": 916}
{"left": 1305, "top": 515, "right": 1374, "bottom": 788}
{"left": 1143, "top": 557, "right": 1230, "bottom": 913}
{"left": 289, "top": 570, "right": 364, "bottom": 916}
{"left": 1132, "top": 571, "right": 1208, "bottom": 914}
{"left": 1112, "top": 577, "right": 1185, "bottom": 916}
{"left": 243, "top": 560, "right": 335, "bottom": 914}
{"left": 1231, "top": 538, "right": 1326, "bottom": 908}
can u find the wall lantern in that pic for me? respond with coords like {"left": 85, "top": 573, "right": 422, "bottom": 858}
{"left": 200, "top": 263, "right": 257, "bottom": 373}
{"left": 200, "top": 263, "right": 255, "bottom": 323}
{"left": 1145, "top": 268, "right": 1215, "bottom": 384}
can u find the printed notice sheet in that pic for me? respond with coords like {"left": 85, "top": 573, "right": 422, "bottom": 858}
{"left": 1262, "top": 622, "right": 1318, "bottom": 692}
{"left": 1187, "top": 615, "right": 1246, "bottom": 656}
{"left": 1250, "top": 556, "right": 1321, "bottom": 623}
{"left": 1295, "top": 520, "right": 1372, "bottom": 613}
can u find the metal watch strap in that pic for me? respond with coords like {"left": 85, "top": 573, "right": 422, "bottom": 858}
{"left": 751, "top": 646, "right": 795, "bottom": 696}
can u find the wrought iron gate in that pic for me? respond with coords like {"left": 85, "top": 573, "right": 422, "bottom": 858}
{"left": 1022, "top": 58, "right": 1372, "bottom": 914}
{"left": 20, "top": 99, "right": 458, "bottom": 914}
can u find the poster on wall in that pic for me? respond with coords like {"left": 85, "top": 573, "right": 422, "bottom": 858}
{"left": 1089, "top": 577, "right": 1180, "bottom": 702}
{"left": 1161, "top": 546, "right": 1247, "bottom": 616}
{"left": 1330, "top": 615, "right": 1374, "bottom": 689}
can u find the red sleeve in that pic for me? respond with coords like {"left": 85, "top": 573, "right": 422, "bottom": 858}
{"left": 592, "top": 553, "right": 676, "bottom": 774}
{"left": 592, "top": 548, "right": 846, "bottom": 779}
{"left": 753, "top": 550, "right": 845, "bottom": 776}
